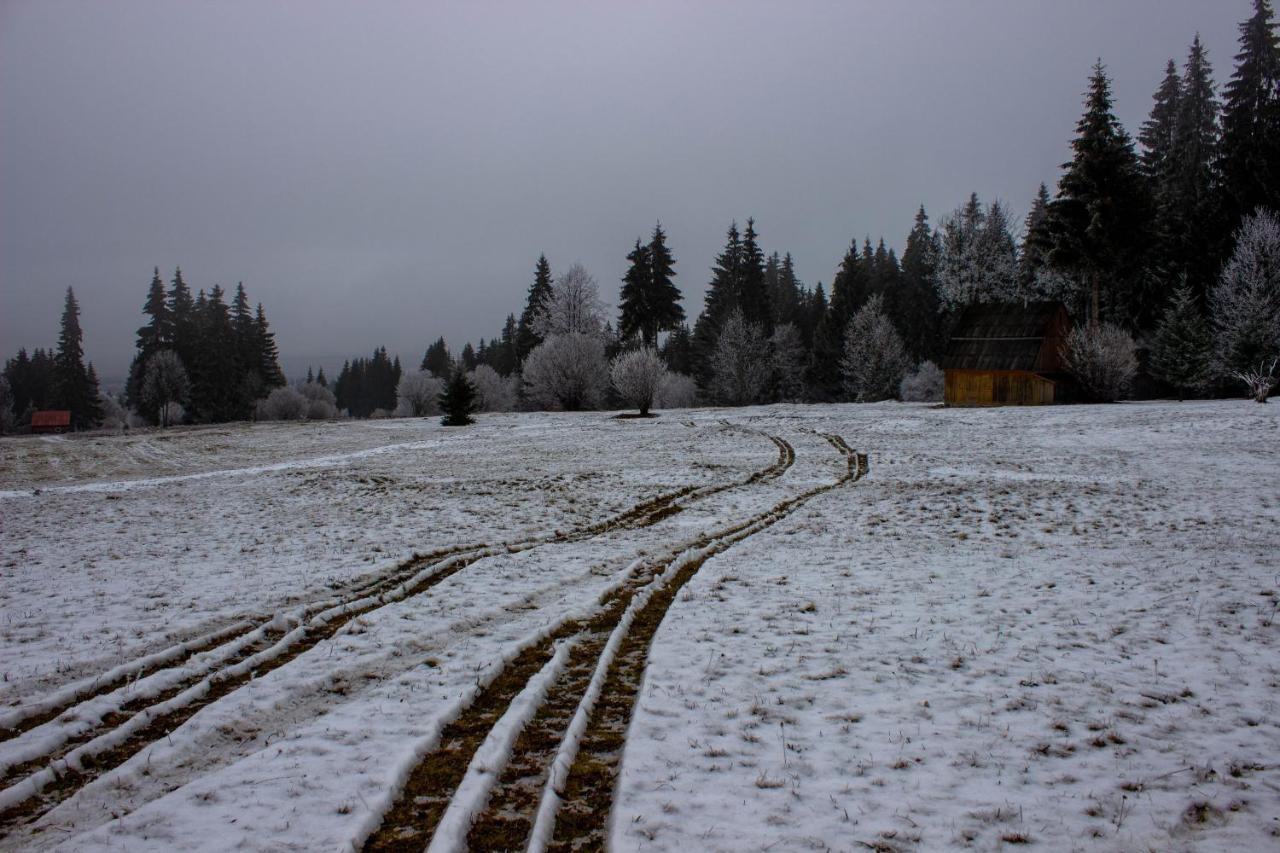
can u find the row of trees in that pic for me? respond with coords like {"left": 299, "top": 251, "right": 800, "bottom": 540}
{"left": 383, "top": 2, "right": 1278, "bottom": 411}
{"left": 1, "top": 288, "right": 103, "bottom": 430}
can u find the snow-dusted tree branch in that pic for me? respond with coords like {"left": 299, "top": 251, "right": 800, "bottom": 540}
{"left": 710, "top": 308, "right": 771, "bottom": 406}
{"left": 395, "top": 370, "right": 444, "bottom": 417}
{"left": 1233, "top": 357, "right": 1278, "bottom": 403}
{"left": 841, "top": 295, "right": 909, "bottom": 402}
{"left": 532, "top": 263, "right": 606, "bottom": 339}
{"left": 1211, "top": 209, "right": 1280, "bottom": 390}
{"left": 521, "top": 332, "right": 609, "bottom": 411}
{"left": 140, "top": 350, "right": 190, "bottom": 427}
{"left": 469, "top": 364, "right": 517, "bottom": 412}
{"left": 1060, "top": 322, "right": 1137, "bottom": 402}
{"left": 610, "top": 347, "right": 667, "bottom": 416}
{"left": 935, "top": 196, "right": 1021, "bottom": 309}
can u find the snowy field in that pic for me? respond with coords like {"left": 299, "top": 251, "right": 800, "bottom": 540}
{"left": 0, "top": 401, "right": 1277, "bottom": 852}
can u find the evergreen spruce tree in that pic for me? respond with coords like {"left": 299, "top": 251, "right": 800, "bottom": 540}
{"left": 316, "top": 367, "right": 327, "bottom": 388}
{"left": 254, "top": 304, "right": 285, "bottom": 389}
{"left": 692, "top": 222, "right": 744, "bottom": 390}
{"left": 1048, "top": 61, "right": 1152, "bottom": 328}
{"left": 439, "top": 368, "right": 478, "bottom": 426}
{"left": 126, "top": 267, "right": 175, "bottom": 411}
{"left": 517, "top": 254, "right": 554, "bottom": 362}
{"left": 168, "top": 267, "right": 197, "bottom": 372}
{"left": 306, "top": 366, "right": 315, "bottom": 384}
{"left": 646, "top": 222, "right": 683, "bottom": 344}
{"left": 230, "top": 282, "right": 262, "bottom": 414}
{"left": 618, "top": 238, "right": 654, "bottom": 345}
{"left": 421, "top": 336, "right": 452, "bottom": 378}
{"left": 899, "top": 206, "right": 944, "bottom": 361}
{"left": 460, "top": 342, "right": 478, "bottom": 371}
{"left": 1140, "top": 60, "right": 1184, "bottom": 190}
{"left": 739, "top": 218, "right": 772, "bottom": 334}
{"left": 53, "top": 287, "right": 102, "bottom": 429}
{"left": 191, "top": 285, "right": 239, "bottom": 422}
{"left": 773, "top": 252, "right": 804, "bottom": 331}
{"left": 1218, "top": 0, "right": 1280, "bottom": 235}
{"left": 1167, "top": 35, "right": 1223, "bottom": 305}
{"left": 1148, "top": 281, "right": 1213, "bottom": 399}
{"left": 660, "top": 323, "right": 694, "bottom": 375}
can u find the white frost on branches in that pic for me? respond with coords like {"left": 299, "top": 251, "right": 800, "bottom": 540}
{"left": 141, "top": 350, "right": 191, "bottom": 427}
{"left": 655, "top": 372, "right": 699, "bottom": 409}
{"left": 521, "top": 332, "right": 609, "bottom": 411}
{"left": 395, "top": 370, "right": 444, "bottom": 417}
{"left": 532, "top": 263, "right": 607, "bottom": 339}
{"left": 936, "top": 197, "right": 1021, "bottom": 309}
{"left": 900, "top": 360, "right": 944, "bottom": 402}
{"left": 1060, "top": 322, "right": 1138, "bottom": 402}
{"left": 610, "top": 347, "right": 668, "bottom": 416}
{"left": 469, "top": 364, "right": 517, "bottom": 412}
{"left": 1211, "top": 208, "right": 1280, "bottom": 393}
{"left": 841, "top": 295, "right": 909, "bottom": 402}
{"left": 710, "top": 308, "right": 771, "bottom": 406}
{"left": 769, "top": 322, "right": 806, "bottom": 402}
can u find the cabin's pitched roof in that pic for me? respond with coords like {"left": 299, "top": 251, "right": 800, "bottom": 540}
{"left": 943, "top": 302, "right": 1068, "bottom": 372}
{"left": 31, "top": 410, "right": 71, "bottom": 428}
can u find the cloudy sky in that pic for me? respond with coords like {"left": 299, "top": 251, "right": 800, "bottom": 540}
{"left": 0, "top": 1, "right": 1242, "bottom": 381}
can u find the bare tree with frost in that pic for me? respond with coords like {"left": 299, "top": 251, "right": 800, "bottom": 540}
{"left": 610, "top": 347, "right": 667, "bottom": 416}
{"left": 299, "top": 381, "right": 338, "bottom": 419}
{"left": 841, "top": 295, "right": 909, "bottom": 402}
{"left": 258, "top": 385, "right": 308, "bottom": 420}
{"left": 469, "top": 364, "right": 517, "bottom": 412}
{"left": 1211, "top": 209, "right": 1280, "bottom": 400}
{"left": 900, "top": 360, "right": 944, "bottom": 402}
{"left": 532, "top": 263, "right": 607, "bottom": 339}
{"left": 395, "top": 370, "right": 444, "bottom": 417}
{"left": 521, "top": 332, "right": 609, "bottom": 411}
{"left": 1060, "top": 322, "right": 1138, "bottom": 402}
{"left": 655, "top": 372, "right": 699, "bottom": 409}
{"left": 710, "top": 308, "right": 771, "bottom": 405}
{"left": 140, "top": 350, "right": 190, "bottom": 427}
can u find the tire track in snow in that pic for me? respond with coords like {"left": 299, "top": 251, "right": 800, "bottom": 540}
{"left": 356, "top": 435, "right": 861, "bottom": 852}
{"left": 0, "top": 432, "right": 794, "bottom": 839}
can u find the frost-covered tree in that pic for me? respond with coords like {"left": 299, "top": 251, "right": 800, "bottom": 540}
{"left": 140, "top": 350, "right": 190, "bottom": 427}
{"left": 769, "top": 322, "right": 806, "bottom": 401}
{"left": 299, "top": 381, "right": 338, "bottom": 419}
{"left": 258, "top": 386, "right": 308, "bottom": 421}
{"left": 1148, "top": 282, "right": 1213, "bottom": 399}
{"left": 710, "top": 308, "right": 771, "bottom": 406}
{"left": 900, "top": 360, "right": 944, "bottom": 402}
{"left": 841, "top": 295, "right": 909, "bottom": 402}
{"left": 439, "top": 369, "right": 478, "bottom": 426}
{"left": 1061, "top": 322, "right": 1138, "bottom": 402}
{"left": 469, "top": 364, "right": 516, "bottom": 412}
{"left": 610, "top": 347, "right": 667, "bottom": 416}
{"left": 533, "top": 263, "right": 606, "bottom": 339}
{"left": 936, "top": 195, "right": 1020, "bottom": 309}
{"left": 655, "top": 372, "right": 699, "bottom": 409}
{"left": 522, "top": 332, "right": 609, "bottom": 411}
{"left": 1234, "top": 357, "right": 1278, "bottom": 402}
{"left": 395, "top": 370, "right": 444, "bottom": 417}
{"left": 1211, "top": 209, "right": 1280, "bottom": 389}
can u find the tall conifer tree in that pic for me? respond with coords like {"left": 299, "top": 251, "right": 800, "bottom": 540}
{"left": 1218, "top": 0, "right": 1280, "bottom": 234}
{"left": 517, "top": 255, "right": 554, "bottom": 362}
{"left": 53, "top": 287, "right": 102, "bottom": 429}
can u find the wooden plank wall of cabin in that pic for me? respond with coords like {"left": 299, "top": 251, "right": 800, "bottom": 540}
{"left": 946, "top": 371, "right": 1055, "bottom": 405}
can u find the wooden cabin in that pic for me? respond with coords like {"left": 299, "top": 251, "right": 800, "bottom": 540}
{"left": 943, "top": 302, "right": 1072, "bottom": 406}
{"left": 30, "top": 410, "right": 72, "bottom": 433}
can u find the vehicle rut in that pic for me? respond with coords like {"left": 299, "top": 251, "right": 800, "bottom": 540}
{"left": 0, "top": 431, "right": 794, "bottom": 839}
{"left": 358, "top": 435, "right": 863, "bottom": 852}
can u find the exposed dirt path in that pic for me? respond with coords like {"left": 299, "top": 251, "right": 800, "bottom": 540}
{"left": 357, "top": 435, "right": 862, "bottom": 852}
{"left": 0, "top": 432, "right": 794, "bottom": 841}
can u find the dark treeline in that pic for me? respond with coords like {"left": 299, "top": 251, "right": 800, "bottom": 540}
{"left": 4, "top": 2, "right": 1279, "bottom": 429}
{"left": 393, "top": 2, "right": 1279, "bottom": 409}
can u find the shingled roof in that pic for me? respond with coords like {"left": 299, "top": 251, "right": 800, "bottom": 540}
{"left": 943, "top": 302, "right": 1070, "bottom": 372}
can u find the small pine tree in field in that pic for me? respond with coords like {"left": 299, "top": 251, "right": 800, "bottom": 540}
{"left": 439, "top": 369, "right": 478, "bottom": 426}
{"left": 1148, "top": 282, "right": 1213, "bottom": 399}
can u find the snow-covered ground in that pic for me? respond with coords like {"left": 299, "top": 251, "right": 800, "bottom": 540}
{"left": 0, "top": 401, "right": 1276, "bottom": 851}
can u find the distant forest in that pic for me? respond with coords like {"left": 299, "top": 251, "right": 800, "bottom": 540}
{"left": 4, "top": 1, "right": 1280, "bottom": 430}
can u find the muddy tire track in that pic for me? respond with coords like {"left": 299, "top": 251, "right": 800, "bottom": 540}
{"left": 358, "top": 436, "right": 861, "bottom": 852}
{"left": 0, "top": 432, "right": 794, "bottom": 839}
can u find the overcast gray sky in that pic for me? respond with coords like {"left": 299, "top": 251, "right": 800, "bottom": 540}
{"left": 0, "top": 1, "right": 1242, "bottom": 381}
